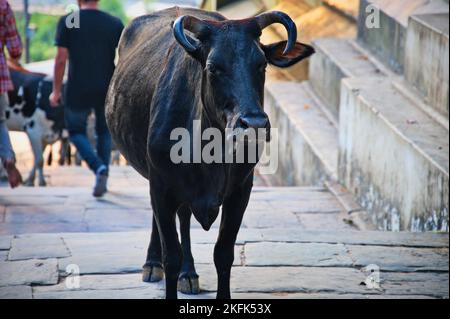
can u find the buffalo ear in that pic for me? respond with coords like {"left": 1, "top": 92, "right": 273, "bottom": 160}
{"left": 263, "top": 41, "right": 315, "bottom": 68}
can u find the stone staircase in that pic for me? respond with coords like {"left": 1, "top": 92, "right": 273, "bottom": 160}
{"left": 261, "top": 0, "right": 357, "bottom": 81}
{"left": 0, "top": 172, "right": 448, "bottom": 299}
{"left": 264, "top": 0, "right": 449, "bottom": 232}
{"left": 358, "top": 0, "right": 449, "bottom": 74}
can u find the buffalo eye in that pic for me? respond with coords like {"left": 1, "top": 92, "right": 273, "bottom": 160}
{"left": 206, "top": 63, "right": 224, "bottom": 76}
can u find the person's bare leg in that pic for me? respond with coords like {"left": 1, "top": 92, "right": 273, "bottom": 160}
{"left": 3, "top": 159, "right": 22, "bottom": 188}
{"left": 0, "top": 93, "right": 22, "bottom": 188}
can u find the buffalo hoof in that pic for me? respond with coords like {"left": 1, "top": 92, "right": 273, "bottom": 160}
{"left": 142, "top": 265, "right": 164, "bottom": 283}
{"left": 178, "top": 272, "right": 200, "bottom": 295}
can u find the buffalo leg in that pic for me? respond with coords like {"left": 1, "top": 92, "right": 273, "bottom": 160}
{"left": 214, "top": 176, "right": 252, "bottom": 299}
{"left": 150, "top": 183, "right": 182, "bottom": 299}
{"left": 59, "top": 137, "right": 71, "bottom": 166}
{"left": 177, "top": 206, "right": 200, "bottom": 295}
{"left": 142, "top": 215, "right": 164, "bottom": 283}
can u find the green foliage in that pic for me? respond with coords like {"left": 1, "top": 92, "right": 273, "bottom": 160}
{"left": 100, "top": 0, "right": 129, "bottom": 24}
{"left": 14, "top": 12, "right": 59, "bottom": 62}
{"left": 12, "top": 0, "right": 128, "bottom": 63}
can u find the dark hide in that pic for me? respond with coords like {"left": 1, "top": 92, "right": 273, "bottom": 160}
{"left": 106, "top": 7, "right": 314, "bottom": 299}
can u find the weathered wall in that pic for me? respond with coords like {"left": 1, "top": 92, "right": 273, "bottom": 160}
{"left": 357, "top": 0, "right": 449, "bottom": 74}
{"left": 261, "top": 0, "right": 356, "bottom": 81}
{"left": 357, "top": 0, "right": 407, "bottom": 73}
{"left": 404, "top": 13, "right": 449, "bottom": 118}
{"left": 339, "top": 78, "right": 449, "bottom": 232}
{"left": 309, "top": 46, "right": 345, "bottom": 120}
{"left": 264, "top": 83, "right": 337, "bottom": 186}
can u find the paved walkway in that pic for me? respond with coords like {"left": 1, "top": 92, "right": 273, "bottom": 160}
{"left": 0, "top": 166, "right": 448, "bottom": 299}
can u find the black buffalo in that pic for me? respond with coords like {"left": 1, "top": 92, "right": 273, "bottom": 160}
{"left": 106, "top": 7, "right": 314, "bottom": 299}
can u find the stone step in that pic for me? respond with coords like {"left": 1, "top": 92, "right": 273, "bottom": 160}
{"left": 218, "top": 0, "right": 265, "bottom": 19}
{"left": 0, "top": 230, "right": 448, "bottom": 298}
{"left": 405, "top": 13, "right": 449, "bottom": 119}
{"left": 309, "top": 38, "right": 389, "bottom": 122}
{"left": 339, "top": 76, "right": 449, "bottom": 232}
{"left": 261, "top": 3, "right": 356, "bottom": 81}
{"left": 308, "top": 37, "right": 449, "bottom": 129}
{"left": 322, "top": 0, "right": 360, "bottom": 20}
{"left": 267, "top": 0, "right": 313, "bottom": 20}
{"left": 357, "top": 0, "right": 449, "bottom": 74}
{"left": 393, "top": 78, "right": 449, "bottom": 130}
{"left": 264, "top": 80, "right": 338, "bottom": 186}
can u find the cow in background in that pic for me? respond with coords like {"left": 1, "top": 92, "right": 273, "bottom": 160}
{"left": 2, "top": 63, "right": 69, "bottom": 186}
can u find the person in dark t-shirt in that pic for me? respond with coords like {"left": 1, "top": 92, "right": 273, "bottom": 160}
{"left": 50, "top": 0, "right": 124, "bottom": 197}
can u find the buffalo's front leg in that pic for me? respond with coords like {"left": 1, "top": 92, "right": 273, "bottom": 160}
{"left": 177, "top": 206, "right": 200, "bottom": 294}
{"left": 150, "top": 183, "right": 182, "bottom": 299}
{"left": 142, "top": 215, "right": 164, "bottom": 283}
{"left": 214, "top": 176, "right": 252, "bottom": 299}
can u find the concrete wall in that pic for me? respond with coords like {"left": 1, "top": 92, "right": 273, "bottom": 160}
{"left": 260, "top": 1, "right": 356, "bottom": 82}
{"left": 404, "top": 13, "right": 449, "bottom": 118}
{"left": 357, "top": 0, "right": 407, "bottom": 73}
{"left": 264, "top": 83, "right": 337, "bottom": 187}
{"left": 339, "top": 78, "right": 449, "bottom": 232}
{"left": 357, "top": 0, "right": 449, "bottom": 75}
{"left": 309, "top": 43, "right": 345, "bottom": 120}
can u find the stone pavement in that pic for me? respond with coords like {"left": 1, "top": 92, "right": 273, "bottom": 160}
{"left": 0, "top": 166, "right": 448, "bottom": 299}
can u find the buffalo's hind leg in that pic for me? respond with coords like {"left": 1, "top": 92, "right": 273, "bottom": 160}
{"left": 177, "top": 206, "right": 200, "bottom": 295}
{"left": 150, "top": 180, "right": 182, "bottom": 299}
{"left": 214, "top": 176, "right": 252, "bottom": 299}
{"left": 142, "top": 215, "right": 164, "bottom": 283}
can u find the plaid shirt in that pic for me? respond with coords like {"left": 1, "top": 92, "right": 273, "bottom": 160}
{"left": 0, "top": 0, "right": 22, "bottom": 94}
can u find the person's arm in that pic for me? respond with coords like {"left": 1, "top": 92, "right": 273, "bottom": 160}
{"left": 4, "top": 1, "right": 23, "bottom": 64}
{"left": 50, "top": 16, "right": 70, "bottom": 107}
{"left": 50, "top": 47, "right": 68, "bottom": 107}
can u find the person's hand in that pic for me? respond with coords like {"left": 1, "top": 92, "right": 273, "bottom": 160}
{"left": 3, "top": 160, "right": 22, "bottom": 188}
{"left": 49, "top": 91, "right": 61, "bottom": 107}
{"left": 8, "top": 57, "right": 21, "bottom": 67}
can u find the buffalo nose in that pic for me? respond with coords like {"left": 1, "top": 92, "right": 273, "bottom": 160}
{"left": 238, "top": 115, "right": 270, "bottom": 130}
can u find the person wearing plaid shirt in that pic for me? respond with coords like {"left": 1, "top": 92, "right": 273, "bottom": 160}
{"left": 0, "top": 0, "right": 23, "bottom": 188}
{"left": 0, "top": 0, "right": 22, "bottom": 93}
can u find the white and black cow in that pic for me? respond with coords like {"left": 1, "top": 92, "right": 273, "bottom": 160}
{"left": 4, "top": 66, "right": 69, "bottom": 186}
